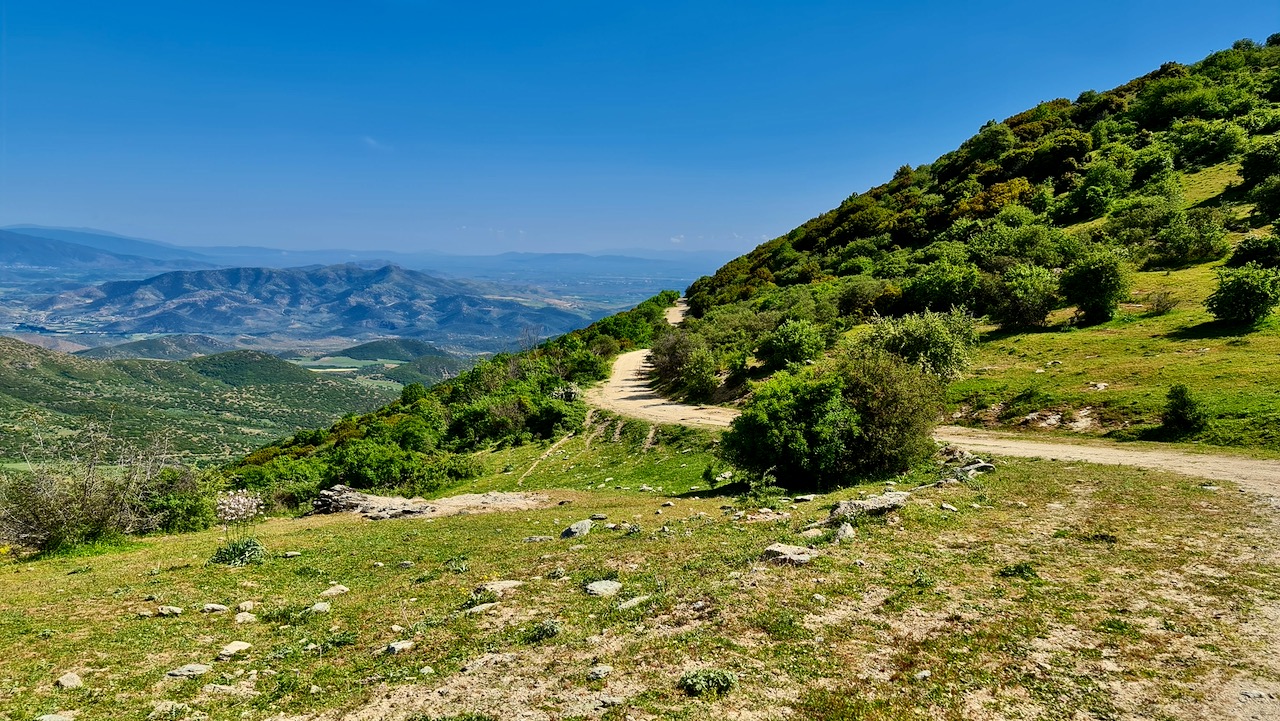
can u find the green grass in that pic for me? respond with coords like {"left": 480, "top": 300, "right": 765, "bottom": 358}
{"left": 3, "top": 429, "right": 1277, "bottom": 720}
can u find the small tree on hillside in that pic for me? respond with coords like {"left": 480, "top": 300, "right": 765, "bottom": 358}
{"left": 1204, "top": 262, "right": 1280, "bottom": 326}
{"left": 993, "top": 264, "right": 1058, "bottom": 328}
{"left": 1162, "top": 384, "right": 1209, "bottom": 436}
{"left": 865, "top": 309, "right": 979, "bottom": 380}
{"left": 757, "top": 319, "right": 825, "bottom": 370}
{"left": 1060, "top": 250, "right": 1133, "bottom": 324}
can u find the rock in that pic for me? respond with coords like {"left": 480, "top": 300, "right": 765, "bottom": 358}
{"left": 202, "top": 683, "right": 260, "bottom": 697}
{"left": 166, "top": 663, "right": 212, "bottom": 678}
{"left": 834, "top": 523, "right": 856, "bottom": 543}
{"left": 798, "top": 528, "right": 825, "bottom": 539}
{"left": 320, "top": 584, "right": 350, "bottom": 597}
{"left": 202, "top": 603, "right": 229, "bottom": 614}
{"left": 234, "top": 612, "right": 257, "bottom": 624}
{"left": 372, "top": 562, "right": 384, "bottom": 568}
{"left": 475, "top": 580, "right": 524, "bottom": 596}
{"left": 561, "top": 520, "right": 593, "bottom": 539}
{"left": 523, "top": 535, "right": 555, "bottom": 543}
{"left": 812, "top": 593, "right": 827, "bottom": 602}
{"left": 940, "top": 503, "right": 958, "bottom": 512}
{"left": 237, "top": 601, "right": 255, "bottom": 612}
{"left": 463, "top": 602, "right": 499, "bottom": 615}
{"left": 419, "top": 666, "right": 435, "bottom": 675}
{"left": 397, "top": 561, "right": 415, "bottom": 569}
{"left": 55, "top": 671, "right": 83, "bottom": 689}
{"left": 311, "top": 484, "right": 437, "bottom": 519}
{"left": 309, "top": 602, "right": 331, "bottom": 614}
{"left": 794, "top": 494, "right": 818, "bottom": 502}
{"left": 960, "top": 462, "right": 995, "bottom": 474}
{"left": 37, "top": 715, "right": 75, "bottom": 721}
{"left": 283, "top": 551, "right": 302, "bottom": 558}
{"left": 587, "top": 664, "right": 613, "bottom": 680}
{"left": 914, "top": 670, "right": 932, "bottom": 681}
{"left": 590, "top": 513, "right": 608, "bottom": 521}
{"left": 600, "top": 696, "right": 625, "bottom": 707}
{"left": 385, "top": 640, "right": 415, "bottom": 655}
{"left": 217, "top": 641, "right": 252, "bottom": 660}
{"left": 157, "top": 605, "right": 183, "bottom": 616}
{"left": 661, "top": 501, "right": 675, "bottom": 507}
{"left": 828, "top": 492, "right": 910, "bottom": 522}
{"left": 617, "top": 595, "right": 651, "bottom": 611}
{"left": 763, "top": 543, "right": 816, "bottom": 565}
{"left": 585, "top": 580, "right": 623, "bottom": 597}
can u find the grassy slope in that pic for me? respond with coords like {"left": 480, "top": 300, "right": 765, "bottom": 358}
{"left": 3, "top": 418, "right": 1278, "bottom": 720}
{"left": 950, "top": 163, "right": 1280, "bottom": 448}
{"left": 0, "top": 340, "right": 398, "bottom": 460}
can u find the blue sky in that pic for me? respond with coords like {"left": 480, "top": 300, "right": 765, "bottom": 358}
{"left": 0, "top": 1, "right": 1276, "bottom": 255}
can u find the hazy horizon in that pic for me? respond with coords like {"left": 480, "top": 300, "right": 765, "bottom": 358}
{"left": 1, "top": 1, "right": 1276, "bottom": 255}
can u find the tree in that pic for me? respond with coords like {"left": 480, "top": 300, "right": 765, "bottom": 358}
{"left": 400, "top": 382, "right": 429, "bottom": 405}
{"left": 1251, "top": 175, "right": 1280, "bottom": 224}
{"left": 719, "top": 349, "right": 942, "bottom": 489}
{"left": 865, "top": 309, "right": 979, "bottom": 380}
{"left": 1204, "top": 262, "right": 1280, "bottom": 326}
{"left": 683, "top": 347, "right": 719, "bottom": 401}
{"left": 1060, "top": 250, "right": 1133, "bottom": 324}
{"left": 1162, "top": 384, "right": 1209, "bottom": 435}
{"left": 1228, "top": 234, "right": 1280, "bottom": 269}
{"left": 757, "top": 319, "right": 825, "bottom": 370}
{"left": 993, "top": 264, "right": 1058, "bottom": 328}
{"left": 1241, "top": 135, "right": 1280, "bottom": 187}
{"left": 902, "top": 260, "right": 982, "bottom": 312}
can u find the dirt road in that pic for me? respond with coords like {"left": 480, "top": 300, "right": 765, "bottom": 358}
{"left": 586, "top": 299, "right": 1280, "bottom": 493}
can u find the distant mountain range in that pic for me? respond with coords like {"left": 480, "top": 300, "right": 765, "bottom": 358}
{"left": 26, "top": 263, "right": 598, "bottom": 352}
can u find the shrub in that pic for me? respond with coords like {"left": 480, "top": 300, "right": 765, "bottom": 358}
{"left": 720, "top": 350, "right": 942, "bottom": 488}
{"left": 1241, "top": 135, "right": 1280, "bottom": 187}
{"left": 1167, "top": 118, "right": 1247, "bottom": 168}
{"left": 1227, "top": 234, "right": 1280, "bottom": 268}
{"left": 683, "top": 347, "right": 719, "bottom": 401}
{"left": 993, "top": 264, "right": 1058, "bottom": 328}
{"left": 1162, "top": 384, "right": 1209, "bottom": 435}
{"left": 1060, "top": 250, "right": 1133, "bottom": 324}
{"left": 400, "top": 383, "right": 429, "bottom": 405}
{"left": 678, "top": 668, "right": 738, "bottom": 698}
{"left": 0, "top": 427, "right": 189, "bottom": 552}
{"left": 902, "top": 260, "right": 982, "bottom": 312}
{"left": 1251, "top": 175, "right": 1280, "bottom": 223}
{"left": 757, "top": 318, "right": 825, "bottom": 370}
{"left": 208, "top": 537, "right": 266, "bottom": 567}
{"left": 520, "top": 619, "right": 562, "bottom": 644}
{"left": 865, "top": 309, "right": 979, "bottom": 380}
{"left": 1147, "top": 208, "right": 1230, "bottom": 268}
{"left": 1145, "top": 290, "right": 1180, "bottom": 316}
{"left": 1204, "top": 262, "right": 1280, "bottom": 325}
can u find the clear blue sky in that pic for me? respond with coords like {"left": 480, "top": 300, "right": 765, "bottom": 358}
{"left": 1, "top": 1, "right": 1276, "bottom": 255}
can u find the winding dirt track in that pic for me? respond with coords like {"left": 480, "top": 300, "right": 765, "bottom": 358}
{"left": 585, "top": 299, "right": 1280, "bottom": 493}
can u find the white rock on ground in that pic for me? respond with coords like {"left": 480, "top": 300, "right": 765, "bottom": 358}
{"left": 166, "top": 664, "right": 212, "bottom": 678}
{"left": 561, "top": 520, "right": 593, "bottom": 539}
{"left": 386, "top": 640, "right": 415, "bottom": 655}
{"left": 617, "top": 595, "right": 651, "bottom": 610}
{"left": 319, "top": 584, "right": 350, "bottom": 597}
{"left": 234, "top": 612, "right": 257, "bottom": 624}
{"left": 834, "top": 523, "right": 856, "bottom": 543}
{"left": 763, "top": 543, "right": 817, "bottom": 565}
{"left": 828, "top": 492, "right": 910, "bottom": 522}
{"left": 217, "top": 641, "right": 252, "bottom": 661}
{"left": 475, "top": 580, "right": 524, "bottom": 596}
{"left": 309, "top": 602, "right": 332, "bottom": 614}
{"left": 585, "top": 580, "right": 623, "bottom": 597}
{"left": 55, "top": 672, "right": 83, "bottom": 689}
{"left": 202, "top": 604, "right": 229, "bottom": 613}
{"left": 587, "top": 664, "right": 613, "bottom": 680}
{"left": 237, "top": 601, "right": 255, "bottom": 612}
{"left": 283, "top": 551, "right": 302, "bottom": 558}
{"left": 156, "top": 606, "right": 183, "bottom": 616}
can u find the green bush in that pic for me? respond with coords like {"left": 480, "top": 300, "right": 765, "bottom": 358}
{"left": 1060, "top": 250, "right": 1133, "bottom": 324}
{"left": 902, "top": 260, "right": 982, "bottom": 312}
{"left": 993, "top": 264, "right": 1058, "bottom": 328}
{"left": 683, "top": 347, "right": 719, "bottom": 401}
{"left": 1204, "top": 262, "right": 1280, "bottom": 325}
{"left": 1162, "top": 384, "right": 1209, "bottom": 435}
{"left": 1241, "top": 135, "right": 1280, "bottom": 187}
{"left": 1167, "top": 118, "right": 1247, "bottom": 168}
{"left": 1228, "top": 234, "right": 1280, "bottom": 268}
{"left": 758, "top": 318, "right": 825, "bottom": 370}
{"left": 1251, "top": 175, "right": 1280, "bottom": 223}
{"left": 720, "top": 349, "right": 941, "bottom": 488}
{"left": 678, "top": 668, "right": 738, "bottom": 698}
{"left": 1147, "top": 208, "right": 1230, "bottom": 268}
{"left": 208, "top": 537, "right": 266, "bottom": 567}
{"left": 865, "top": 309, "right": 978, "bottom": 380}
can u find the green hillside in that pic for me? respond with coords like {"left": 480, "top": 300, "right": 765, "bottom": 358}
{"left": 339, "top": 338, "right": 452, "bottom": 361}
{"left": 0, "top": 339, "right": 397, "bottom": 460}
{"left": 661, "top": 39, "right": 1280, "bottom": 450}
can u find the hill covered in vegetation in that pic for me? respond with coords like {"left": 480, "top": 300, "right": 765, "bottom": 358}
{"left": 76, "top": 334, "right": 237, "bottom": 361}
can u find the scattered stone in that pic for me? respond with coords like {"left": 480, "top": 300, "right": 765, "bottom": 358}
{"left": 914, "top": 670, "right": 932, "bottom": 681}
{"left": 217, "top": 641, "right": 252, "bottom": 660}
{"left": 234, "top": 612, "right": 257, "bottom": 624}
{"left": 558, "top": 499, "right": 573, "bottom": 505}
{"left": 385, "top": 640, "right": 415, "bottom": 655}
{"left": 662, "top": 501, "right": 675, "bottom": 507}
{"left": 617, "top": 595, "right": 651, "bottom": 611}
{"left": 794, "top": 494, "right": 817, "bottom": 502}
{"left": 600, "top": 696, "right": 625, "bottom": 707}
{"left": 798, "top": 528, "right": 825, "bottom": 539}
{"left": 835, "top": 523, "right": 856, "bottom": 543}
{"left": 157, "top": 605, "right": 183, "bottom": 617}
{"left": 590, "top": 513, "right": 608, "bottom": 521}
{"left": 37, "top": 715, "right": 74, "bottom": 721}
{"left": 419, "top": 666, "right": 435, "bottom": 675}
{"left": 940, "top": 503, "right": 958, "bottom": 512}
{"left": 960, "top": 462, "right": 996, "bottom": 475}
{"left": 763, "top": 543, "right": 817, "bottom": 565}
{"left": 372, "top": 562, "right": 384, "bottom": 568}
{"left": 320, "top": 584, "right": 350, "bottom": 597}
{"left": 1241, "top": 690, "right": 1271, "bottom": 699}
{"left": 237, "top": 601, "right": 255, "bottom": 612}
{"left": 812, "top": 593, "right": 827, "bottom": 603}
{"left": 523, "top": 535, "right": 555, "bottom": 543}
{"left": 310, "top": 685, "right": 322, "bottom": 694}
{"left": 585, "top": 580, "right": 623, "bottom": 597}
{"left": 202, "top": 683, "right": 260, "bottom": 698}
{"left": 828, "top": 492, "right": 910, "bottom": 522}
{"left": 463, "top": 602, "right": 499, "bottom": 615}
{"left": 562, "top": 520, "right": 593, "bottom": 539}
{"left": 166, "top": 663, "right": 212, "bottom": 678}
{"left": 587, "top": 664, "right": 613, "bottom": 680}
{"left": 654, "top": 510, "right": 663, "bottom": 515}
{"left": 309, "top": 602, "right": 331, "bottom": 614}
{"left": 475, "top": 580, "right": 524, "bottom": 596}
{"left": 397, "top": 561, "right": 415, "bottom": 569}
{"left": 283, "top": 551, "right": 302, "bottom": 558}
{"left": 55, "top": 671, "right": 83, "bottom": 689}
{"left": 202, "top": 603, "right": 229, "bottom": 614}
